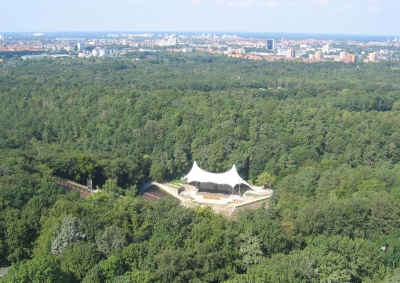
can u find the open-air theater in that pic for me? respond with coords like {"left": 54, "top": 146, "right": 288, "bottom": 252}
{"left": 182, "top": 161, "right": 253, "bottom": 204}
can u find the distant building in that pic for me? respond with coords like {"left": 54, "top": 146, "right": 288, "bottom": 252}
{"left": 322, "top": 43, "right": 330, "bottom": 53}
{"left": 344, "top": 54, "right": 356, "bottom": 63}
{"left": 315, "top": 51, "right": 324, "bottom": 60}
{"left": 98, "top": 49, "right": 107, "bottom": 56}
{"left": 369, "top": 52, "right": 378, "bottom": 62}
{"left": 65, "top": 45, "right": 76, "bottom": 52}
{"left": 300, "top": 44, "right": 312, "bottom": 49}
{"left": 245, "top": 55, "right": 263, "bottom": 60}
{"left": 77, "top": 42, "right": 86, "bottom": 52}
{"left": 266, "top": 39, "right": 276, "bottom": 50}
{"left": 340, "top": 51, "right": 347, "bottom": 61}
{"left": 168, "top": 38, "right": 177, "bottom": 46}
{"left": 158, "top": 38, "right": 178, "bottom": 47}
{"left": 227, "top": 47, "right": 245, "bottom": 54}
{"left": 228, "top": 53, "right": 244, "bottom": 58}
{"left": 92, "top": 49, "right": 99, "bottom": 56}
{"left": 0, "top": 35, "right": 4, "bottom": 41}
{"left": 286, "top": 49, "right": 295, "bottom": 58}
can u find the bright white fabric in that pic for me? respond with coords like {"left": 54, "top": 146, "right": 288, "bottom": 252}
{"left": 183, "top": 161, "right": 252, "bottom": 188}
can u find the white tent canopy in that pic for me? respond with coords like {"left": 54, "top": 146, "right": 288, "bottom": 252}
{"left": 183, "top": 161, "right": 252, "bottom": 189}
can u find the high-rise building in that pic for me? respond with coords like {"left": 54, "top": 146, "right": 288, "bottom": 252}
{"left": 266, "top": 39, "right": 276, "bottom": 50}
{"left": 315, "top": 51, "right": 324, "bottom": 60}
{"left": 68, "top": 44, "right": 77, "bottom": 52}
{"left": 0, "top": 35, "right": 4, "bottom": 40}
{"left": 369, "top": 52, "right": 378, "bottom": 62}
{"left": 286, "top": 49, "right": 295, "bottom": 58}
{"left": 168, "top": 38, "right": 177, "bottom": 46}
{"left": 77, "top": 42, "right": 86, "bottom": 52}
{"left": 340, "top": 51, "right": 347, "bottom": 61}
{"left": 322, "top": 43, "right": 330, "bottom": 53}
{"left": 98, "top": 49, "right": 107, "bottom": 57}
{"left": 344, "top": 54, "right": 356, "bottom": 63}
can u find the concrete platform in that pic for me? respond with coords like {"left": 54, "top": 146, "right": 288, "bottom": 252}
{"left": 196, "top": 189, "right": 231, "bottom": 199}
{"left": 192, "top": 194, "right": 231, "bottom": 205}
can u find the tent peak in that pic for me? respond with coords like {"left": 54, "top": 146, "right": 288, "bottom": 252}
{"left": 183, "top": 162, "right": 252, "bottom": 189}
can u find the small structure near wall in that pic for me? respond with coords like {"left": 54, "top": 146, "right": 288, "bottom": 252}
{"left": 87, "top": 178, "right": 93, "bottom": 190}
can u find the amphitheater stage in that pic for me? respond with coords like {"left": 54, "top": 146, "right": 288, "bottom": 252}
{"left": 195, "top": 189, "right": 231, "bottom": 199}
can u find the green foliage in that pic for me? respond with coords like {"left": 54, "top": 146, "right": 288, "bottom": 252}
{"left": 255, "top": 172, "right": 276, "bottom": 188}
{"left": 50, "top": 215, "right": 85, "bottom": 255}
{"left": 2, "top": 54, "right": 400, "bottom": 282}
{"left": 75, "top": 154, "right": 96, "bottom": 181}
{"left": 99, "top": 255, "right": 125, "bottom": 282}
{"left": 102, "top": 178, "right": 124, "bottom": 197}
{"left": 60, "top": 242, "right": 101, "bottom": 281}
{"left": 81, "top": 264, "right": 105, "bottom": 283}
{"left": 239, "top": 231, "right": 263, "bottom": 268}
{"left": 149, "top": 161, "right": 167, "bottom": 182}
{"left": 96, "top": 225, "right": 127, "bottom": 256}
{"left": 37, "top": 182, "right": 66, "bottom": 204}
{"left": 384, "top": 268, "right": 400, "bottom": 283}
{"left": 228, "top": 235, "right": 385, "bottom": 283}
{"left": 1, "top": 257, "right": 69, "bottom": 283}
{"left": 121, "top": 270, "right": 155, "bottom": 283}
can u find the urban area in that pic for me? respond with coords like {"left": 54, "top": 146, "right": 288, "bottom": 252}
{"left": 0, "top": 32, "right": 399, "bottom": 63}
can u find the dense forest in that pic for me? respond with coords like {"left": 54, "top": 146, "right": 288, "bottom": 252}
{"left": 1, "top": 52, "right": 400, "bottom": 282}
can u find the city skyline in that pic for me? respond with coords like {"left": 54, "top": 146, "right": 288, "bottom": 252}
{"left": 1, "top": 0, "right": 399, "bottom": 36}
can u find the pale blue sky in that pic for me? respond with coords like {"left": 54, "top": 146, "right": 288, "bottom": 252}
{"left": 1, "top": 0, "right": 399, "bottom": 35}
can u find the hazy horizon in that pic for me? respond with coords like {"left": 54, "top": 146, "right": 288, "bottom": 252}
{"left": 0, "top": 31, "right": 397, "bottom": 43}
{"left": 1, "top": 0, "right": 399, "bottom": 36}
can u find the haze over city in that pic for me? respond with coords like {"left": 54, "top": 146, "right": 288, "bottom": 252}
{"left": 1, "top": 0, "right": 399, "bottom": 35}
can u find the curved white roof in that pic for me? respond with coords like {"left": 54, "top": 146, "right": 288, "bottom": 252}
{"left": 183, "top": 161, "right": 252, "bottom": 189}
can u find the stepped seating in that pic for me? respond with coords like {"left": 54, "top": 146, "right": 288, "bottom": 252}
{"left": 142, "top": 192, "right": 159, "bottom": 202}
{"left": 142, "top": 187, "right": 168, "bottom": 202}
{"left": 148, "top": 189, "right": 167, "bottom": 198}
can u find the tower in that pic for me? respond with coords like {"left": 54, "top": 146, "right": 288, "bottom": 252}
{"left": 286, "top": 49, "right": 295, "bottom": 58}
{"left": 266, "top": 39, "right": 276, "bottom": 50}
{"left": 315, "top": 51, "right": 324, "bottom": 60}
